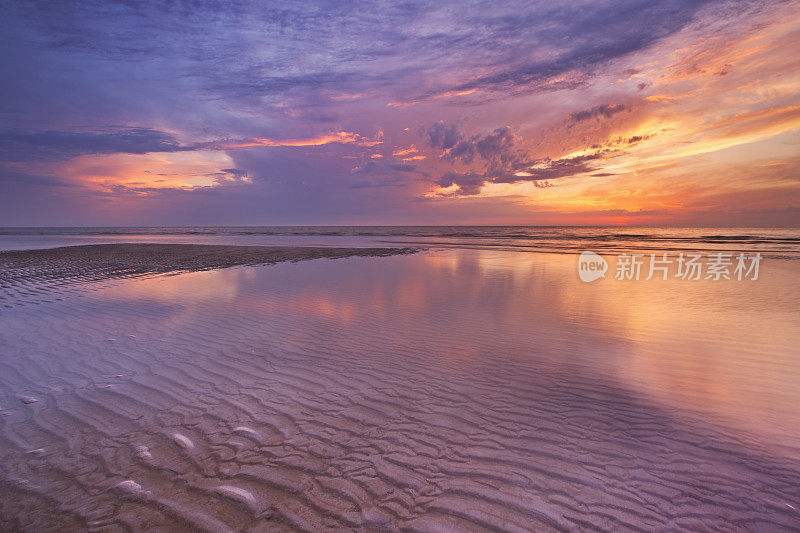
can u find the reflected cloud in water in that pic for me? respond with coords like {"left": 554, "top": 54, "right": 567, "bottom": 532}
{"left": 94, "top": 249, "right": 800, "bottom": 456}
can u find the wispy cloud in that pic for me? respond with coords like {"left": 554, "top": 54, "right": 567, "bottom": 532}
{"left": 1, "top": 0, "right": 798, "bottom": 224}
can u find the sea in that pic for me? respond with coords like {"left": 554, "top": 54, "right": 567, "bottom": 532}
{"left": 2, "top": 226, "right": 800, "bottom": 528}
{"left": 0, "top": 226, "right": 799, "bottom": 257}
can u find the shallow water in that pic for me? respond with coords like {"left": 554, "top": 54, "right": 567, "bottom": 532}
{"left": 1, "top": 226, "right": 799, "bottom": 257}
{"left": 1, "top": 248, "right": 799, "bottom": 530}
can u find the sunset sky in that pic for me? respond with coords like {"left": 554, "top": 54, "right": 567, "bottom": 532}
{"left": 1, "top": 0, "right": 799, "bottom": 226}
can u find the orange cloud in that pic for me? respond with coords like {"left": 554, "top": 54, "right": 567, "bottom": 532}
{"left": 57, "top": 151, "right": 244, "bottom": 193}
{"left": 645, "top": 93, "right": 692, "bottom": 102}
{"left": 220, "top": 130, "right": 381, "bottom": 149}
{"left": 392, "top": 145, "right": 418, "bottom": 156}
{"left": 468, "top": 4, "right": 800, "bottom": 223}
{"left": 387, "top": 88, "right": 480, "bottom": 108}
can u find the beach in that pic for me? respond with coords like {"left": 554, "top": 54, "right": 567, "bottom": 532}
{"left": 4, "top": 0, "right": 800, "bottom": 528}
{"left": 1, "top": 241, "right": 799, "bottom": 530}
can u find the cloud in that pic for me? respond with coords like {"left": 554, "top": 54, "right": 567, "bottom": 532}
{"left": 0, "top": 166, "right": 77, "bottom": 188}
{"left": 217, "top": 131, "right": 381, "bottom": 149}
{"left": 427, "top": 121, "right": 617, "bottom": 195}
{"left": 508, "top": 153, "right": 605, "bottom": 182}
{"left": 445, "top": 140, "right": 476, "bottom": 164}
{"left": 0, "top": 127, "right": 384, "bottom": 164}
{"left": 211, "top": 168, "right": 252, "bottom": 185}
{"left": 427, "top": 122, "right": 461, "bottom": 150}
{"left": 435, "top": 153, "right": 607, "bottom": 196}
{"left": 1, "top": 0, "right": 798, "bottom": 225}
{"left": 352, "top": 160, "right": 419, "bottom": 175}
{"left": 404, "top": 0, "right": 722, "bottom": 103}
{"left": 436, "top": 172, "right": 489, "bottom": 196}
{"left": 569, "top": 104, "right": 627, "bottom": 123}
{"left": 432, "top": 124, "right": 518, "bottom": 165}
{"left": 476, "top": 127, "right": 515, "bottom": 160}
{"left": 2, "top": 0, "right": 723, "bottom": 108}
{"left": 392, "top": 145, "right": 418, "bottom": 157}
{"left": 0, "top": 128, "right": 190, "bottom": 161}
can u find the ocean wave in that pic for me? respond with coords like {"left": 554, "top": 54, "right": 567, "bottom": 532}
{"left": 1, "top": 226, "right": 799, "bottom": 255}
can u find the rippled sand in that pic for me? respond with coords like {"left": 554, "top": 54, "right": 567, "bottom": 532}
{"left": 1, "top": 245, "right": 799, "bottom": 531}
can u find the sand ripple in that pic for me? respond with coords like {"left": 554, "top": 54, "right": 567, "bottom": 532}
{"left": 0, "top": 243, "right": 417, "bottom": 308}
{"left": 0, "top": 250, "right": 798, "bottom": 531}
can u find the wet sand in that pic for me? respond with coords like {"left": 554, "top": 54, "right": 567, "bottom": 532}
{"left": 0, "top": 244, "right": 417, "bottom": 307}
{"left": 0, "top": 243, "right": 417, "bottom": 279}
{"left": 1, "top": 246, "right": 799, "bottom": 531}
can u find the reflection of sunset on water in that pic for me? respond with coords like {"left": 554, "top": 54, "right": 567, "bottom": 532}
{"left": 94, "top": 248, "right": 800, "bottom": 457}
{"left": 2, "top": 0, "right": 800, "bottom": 526}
